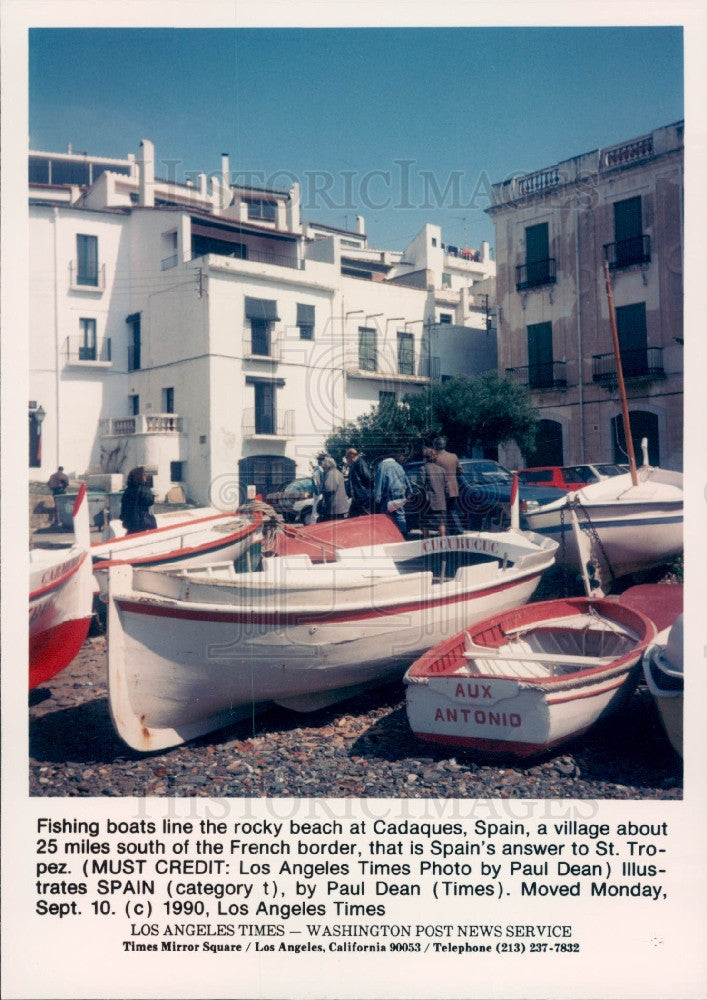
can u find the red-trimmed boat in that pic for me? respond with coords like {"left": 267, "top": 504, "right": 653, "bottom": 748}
{"left": 91, "top": 507, "right": 263, "bottom": 597}
{"left": 29, "top": 485, "right": 94, "bottom": 688}
{"left": 106, "top": 527, "right": 558, "bottom": 751}
{"left": 404, "top": 597, "right": 656, "bottom": 757}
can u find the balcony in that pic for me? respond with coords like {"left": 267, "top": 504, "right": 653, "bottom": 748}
{"left": 602, "top": 135, "right": 653, "bottom": 169}
{"left": 242, "top": 408, "right": 295, "bottom": 438}
{"left": 69, "top": 261, "right": 106, "bottom": 292}
{"left": 516, "top": 258, "right": 557, "bottom": 291}
{"left": 505, "top": 361, "right": 567, "bottom": 391}
{"left": 99, "top": 413, "right": 185, "bottom": 436}
{"left": 64, "top": 336, "right": 112, "bottom": 367}
{"left": 603, "top": 235, "right": 651, "bottom": 270}
{"left": 193, "top": 247, "right": 301, "bottom": 271}
{"left": 592, "top": 348, "right": 664, "bottom": 383}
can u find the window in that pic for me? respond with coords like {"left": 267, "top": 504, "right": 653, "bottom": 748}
{"left": 397, "top": 332, "right": 415, "bottom": 375}
{"left": 76, "top": 234, "right": 98, "bottom": 286}
{"left": 296, "top": 303, "right": 315, "bottom": 341}
{"left": 79, "top": 318, "right": 97, "bottom": 360}
{"left": 128, "top": 395, "right": 139, "bottom": 415}
{"left": 439, "top": 313, "right": 452, "bottom": 324}
{"left": 441, "top": 273, "right": 452, "bottom": 288}
{"left": 379, "top": 391, "right": 396, "bottom": 406}
{"left": 527, "top": 321, "right": 554, "bottom": 389}
{"left": 245, "top": 297, "right": 279, "bottom": 356}
{"left": 162, "top": 387, "right": 175, "bottom": 413}
{"left": 358, "top": 327, "right": 377, "bottom": 371}
{"left": 170, "top": 461, "right": 184, "bottom": 482}
{"left": 246, "top": 199, "right": 277, "bottom": 222}
{"left": 254, "top": 382, "right": 276, "bottom": 434}
{"left": 615, "top": 302, "right": 648, "bottom": 377}
{"left": 126, "top": 313, "right": 141, "bottom": 371}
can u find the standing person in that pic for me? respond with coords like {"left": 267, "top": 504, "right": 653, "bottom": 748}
{"left": 47, "top": 466, "right": 69, "bottom": 524}
{"left": 311, "top": 452, "right": 328, "bottom": 522}
{"left": 433, "top": 435, "right": 464, "bottom": 534}
{"left": 120, "top": 466, "right": 157, "bottom": 535}
{"left": 374, "top": 453, "right": 411, "bottom": 537}
{"left": 318, "top": 457, "right": 349, "bottom": 521}
{"left": 420, "top": 447, "right": 447, "bottom": 538}
{"left": 344, "top": 447, "right": 374, "bottom": 517}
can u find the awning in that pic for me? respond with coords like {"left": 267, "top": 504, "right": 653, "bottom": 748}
{"left": 245, "top": 297, "right": 279, "bottom": 321}
{"left": 296, "top": 303, "right": 315, "bottom": 325}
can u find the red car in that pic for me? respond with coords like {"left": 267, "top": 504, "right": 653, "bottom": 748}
{"left": 515, "top": 463, "right": 629, "bottom": 492}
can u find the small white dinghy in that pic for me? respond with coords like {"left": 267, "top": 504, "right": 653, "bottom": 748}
{"left": 106, "top": 528, "right": 558, "bottom": 752}
{"left": 404, "top": 597, "right": 656, "bottom": 757}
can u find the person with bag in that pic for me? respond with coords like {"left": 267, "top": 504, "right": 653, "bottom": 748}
{"left": 120, "top": 466, "right": 158, "bottom": 535}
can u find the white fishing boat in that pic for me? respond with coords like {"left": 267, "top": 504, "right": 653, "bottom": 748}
{"left": 91, "top": 507, "right": 263, "bottom": 596}
{"left": 106, "top": 528, "right": 558, "bottom": 751}
{"left": 521, "top": 465, "right": 683, "bottom": 591}
{"left": 404, "top": 597, "right": 656, "bottom": 758}
{"left": 642, "top": 614, "right": 684, "bottom": 758}
{"left": 29, "top": 485, "right": 94, "bottom": 688}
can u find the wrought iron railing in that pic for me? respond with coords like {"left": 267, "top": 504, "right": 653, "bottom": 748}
{"left": 69, "top": 261, "right": 106, "bottom": 290}
{"left": 241, "top": 408, "right": 295, "bottom": 437}
{"left": 65, "top": 337, "right": 112, "bottom": 363}
{"left": 505, "top": 361, "right": 567, "bottom": 390}
{"left": 515, "top": 258, "right": 557, "bottom": 291}
{"left": 592, "top": 347, "right": 664, "bottom": 382}
{"left": 603, "top": 235, "right": 651, "bottom": 270}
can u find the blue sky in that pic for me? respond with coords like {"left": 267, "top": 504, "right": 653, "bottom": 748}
{"left": 29, "top": 26, "right": 684, "bottom": 253}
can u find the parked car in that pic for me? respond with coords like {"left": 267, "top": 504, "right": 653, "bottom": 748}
{"left": 265, "top": 477, "right": 317, "bottom": 524}
{"left": 403, "top": 459, "right": 566, "bottom": 533}
{"left": 515, "top": 463, "right": 629, "bottom": 492}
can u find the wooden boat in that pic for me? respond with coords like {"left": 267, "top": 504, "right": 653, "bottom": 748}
{"left": 269, "top": 513, "right": 404, "bottom": 563}
{"left": 106, "top": 528, "right": 558, "bottom": 751}
{"left": 642, "top": 614, "right": 684, "bottom": 758}
{"left": 29, "top": 484, "right": 94, "bottom": 688}
{"left": 91, "top": 507, "right": 263, "bottom": 596}
{"left": 521, "top": 466, "right": 683, "bottom": 593}
{"left": 404, "top": 597, "right": 656, "bottom": 757}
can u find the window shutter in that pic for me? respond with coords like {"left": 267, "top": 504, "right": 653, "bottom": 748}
{"left": 245, "top": 297, "right": 279, "bottom": 321}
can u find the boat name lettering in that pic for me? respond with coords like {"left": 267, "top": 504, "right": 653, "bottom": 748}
{"left": 434, "top": 707, "right": 522, "bottom": 728}
{"left": 422, "top": 536, "right": 500, "bottom": 556}
{"left": 454, "top": 682, "right": 492, "bottom": 700}
{"left": 40, "top": 555, "right": 80, "bottom": 587}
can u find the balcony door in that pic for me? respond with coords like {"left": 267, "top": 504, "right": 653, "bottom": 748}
{"left": 613, "top": 196, "right": 644, "bottom": 267}
{"left": 525, "top": 223, "right": 549, "bottom": 286}
{"left": 254, "top": 381, "right": 275, "bottom": 435}
{"left": 527, "top": 321, "right": 554, "bottom": 389}
{"left": 615, "top": 302, "right": 648, "bottom": 377}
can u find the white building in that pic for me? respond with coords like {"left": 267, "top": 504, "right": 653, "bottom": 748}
{"left": 29, "top": 140, "right": 496, "bottom": 504}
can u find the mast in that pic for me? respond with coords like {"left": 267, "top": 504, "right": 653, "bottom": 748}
{"left": 603, "top": 261, "right": 638, "bottom": 486}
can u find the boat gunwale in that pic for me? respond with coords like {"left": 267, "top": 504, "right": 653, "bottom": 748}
{"left": 405, "top": 598, "right": 656, "bottom": 689}
{"left": 29, "top": 549, "right": 89, "bottom": 601}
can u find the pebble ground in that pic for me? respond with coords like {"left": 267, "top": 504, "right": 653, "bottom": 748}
{"left": 29, "top": 629, "right": 682, "bottom": 800}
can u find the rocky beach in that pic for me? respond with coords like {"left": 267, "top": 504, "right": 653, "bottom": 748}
{"left": 29, "top": 628, "right": 682, "bottom": 801}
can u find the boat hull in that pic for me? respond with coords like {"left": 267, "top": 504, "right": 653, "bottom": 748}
{"left": 523, "top": 471, "right": 683, "bottom": 581}
{"left": 642, "top": 616, "right": 683, "bottom": 757}
{"left": 107, "top": 530, "right": 558, "bottom": 751}
{"left": 29, "top": 549, "right": 94, "bottom": 688}
{"left": 405, "top": 598, "right": 655, "bottom": 757}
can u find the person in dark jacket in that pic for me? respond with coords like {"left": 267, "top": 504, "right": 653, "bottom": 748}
{"left": 120, "top": 466, "right": 157, "bottom": 534}
{"left": 344, "top": 447, "right": 374, "bottom": 517}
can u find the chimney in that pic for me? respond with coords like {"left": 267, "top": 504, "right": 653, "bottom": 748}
{"left": 480, "top": 241, "right": 490, "bottom": 262}
{"left": 355, "top": 215, "right": 365, "bottom": 235}
{"left": 138, "top": 139, "right": 155, "bottom": 207}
